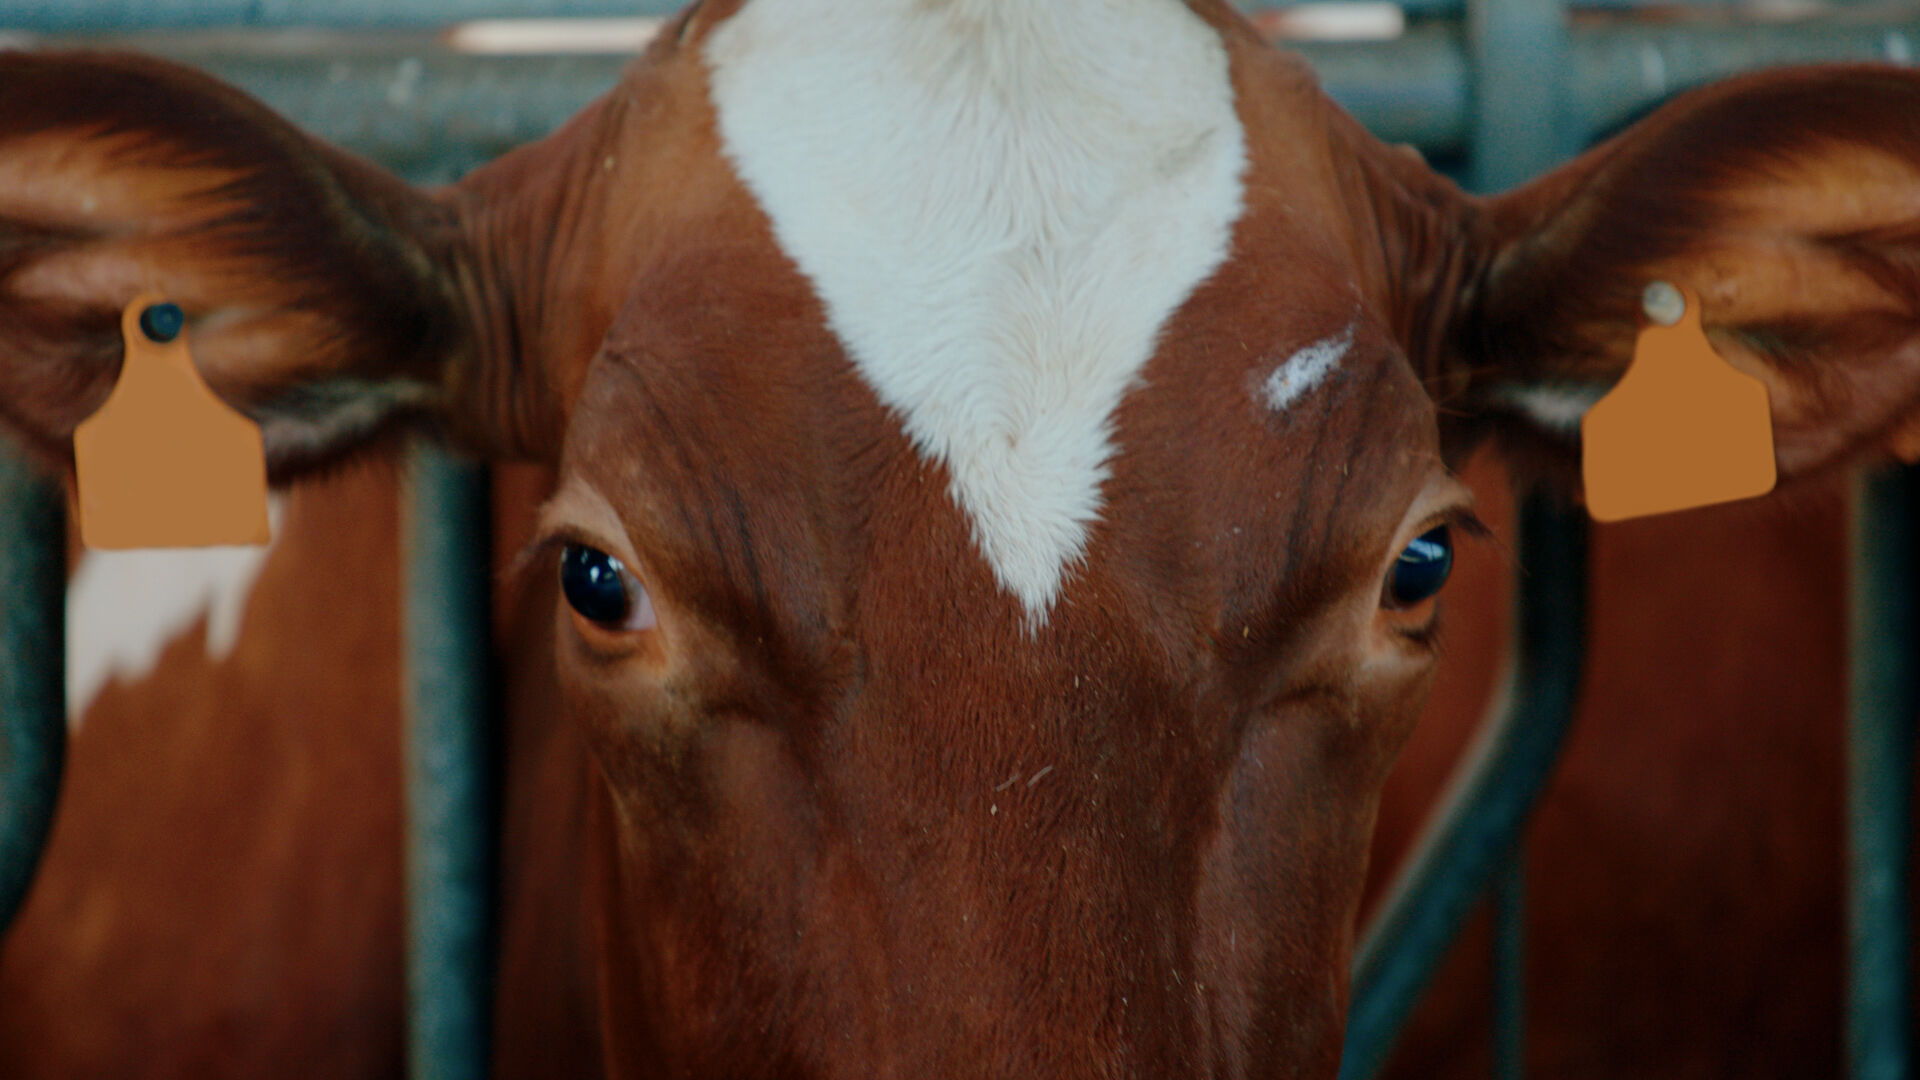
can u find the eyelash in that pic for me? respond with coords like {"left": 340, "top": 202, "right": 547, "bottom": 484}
{"left": 1433, "top": 506, "right": 1492, "bottom": 543}
{"left": 508, "top": 527, "right": 605, "bottom": 594}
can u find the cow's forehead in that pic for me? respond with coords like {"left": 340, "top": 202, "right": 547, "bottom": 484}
{"left": 560, "top": 0, "right": 1437, "bottom": 642}
{"left": 703, "top": 0, "right": 1247, "bottom": 623}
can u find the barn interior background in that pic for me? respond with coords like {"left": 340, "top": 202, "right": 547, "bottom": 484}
{"left": 0, "top": 1, "right": 1915, "bottom": 1078}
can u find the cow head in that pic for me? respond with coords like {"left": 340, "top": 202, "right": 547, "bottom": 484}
{"left": 4, "top": 2, "right": 1918, "bottom": 1075}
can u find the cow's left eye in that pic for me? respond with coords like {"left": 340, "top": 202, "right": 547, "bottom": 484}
{"left": 1385, "top": 525, "right": 1453, "bottom": 607}
{"left": 560, "top": 543, "right": 656, "bottom": 632}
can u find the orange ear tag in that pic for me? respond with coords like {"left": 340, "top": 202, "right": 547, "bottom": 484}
{"left": 72, "top": 296, "right": 271, "bottom": 549}
{"left": 1580, "top": 282, "right": 1777, "bottom": 523}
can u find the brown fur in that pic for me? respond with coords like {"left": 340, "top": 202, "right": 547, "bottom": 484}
{"left": 0, "top": 464, "right": 408, "bottom": 1079}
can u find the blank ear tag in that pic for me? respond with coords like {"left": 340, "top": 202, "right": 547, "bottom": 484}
{"left": 72, "top": 296, "right": 271, "bottom": 549}
{"left": 1580, "top": 282, "right": 1776, "bottom": 523}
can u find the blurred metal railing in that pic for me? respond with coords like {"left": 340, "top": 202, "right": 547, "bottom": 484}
{"left": 0, "top": 456, "right": 62, "bottom": 934}
{"left": 7, "top": 0, "right": 1886, "bottom": 31}
{"left": 0, "top": 17, "right": 1905, "bottom": 181}
{"left": 1849, "top": 469, "right": 1918, "bottom": 1080}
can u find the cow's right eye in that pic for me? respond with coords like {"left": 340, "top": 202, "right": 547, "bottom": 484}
{"left": 560, "top": 544, "right": 655, "bottom": 632}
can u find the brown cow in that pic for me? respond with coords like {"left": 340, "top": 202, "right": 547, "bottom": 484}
{"left": 1, "top": 1, "right": 1917, "bottom": 1075}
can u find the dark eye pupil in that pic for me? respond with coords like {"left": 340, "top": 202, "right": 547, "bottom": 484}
{"left": 560, "top": 544, "right": 632, "bottom": 626}
{"left": 1388, "top": 525, "right": 1453, "bottom": 607}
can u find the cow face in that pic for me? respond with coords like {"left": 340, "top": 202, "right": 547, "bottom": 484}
{"left": 526, "top": 4, "right": 1464, "bottom": 1072}
{"left": 5, "top": 2, "right": 1920, "bottom": 1077}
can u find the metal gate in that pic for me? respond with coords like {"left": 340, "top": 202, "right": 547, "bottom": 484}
{"left": 0, "top": 2, "right": 1913, "bottom": 1078}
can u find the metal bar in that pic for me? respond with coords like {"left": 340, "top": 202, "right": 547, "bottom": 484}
{"left": 1321, "top": 0, "right": 1875, "bottom": 17}
{"left": 17, "top": 14, "right": 1910, "bottom": 184}
{"left": 1464, "top": 0, "right": 1571, "bottom": 1068}
{"left": 1465, "top": 0, "right": 1572, "bottom": 192}
{"left": 1570, "top": 17, "right": 1920, "bottom": 140}
{"left": 1846, "top": 467, "right": 1916, "bottom": 1080}
{"left": 91, "top": 40, "right": 633, "bottom": 186}
{"left": 0, "top": 0, "right": 686, "bottom": 31}
{"left": 0, "top": 447, "right": 65, "bottom": 934}
{"left": 403, "top": 442, "right": 496, "bottom": 1080}
{"left": 1462, "top": 0, "right": 1573, "bottom": 1066}
{"left": 0, "top": 0, "right": 1844, "bottom": 31}
{"left": 1338, "top": 491, "right": 1588, "bottom": 1080}
{"left": 1491, "top": 856, "right": 1527, "bottom": 1080}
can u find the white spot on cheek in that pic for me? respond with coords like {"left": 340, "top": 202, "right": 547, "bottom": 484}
{"left": 66, "top": 496, "right": 285, "bottom": 726}
{"left": 1262, "top": 323, "right": 1354, "bottom": 411}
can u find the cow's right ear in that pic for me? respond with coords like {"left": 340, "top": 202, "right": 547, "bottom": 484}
{"left": 0, "top": 50, "right": 532, "bottom": 475}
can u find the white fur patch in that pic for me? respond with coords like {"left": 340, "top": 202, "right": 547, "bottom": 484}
{"left": 66, "top": 497, "right": 285, "bottom": 725}
{"left": 1494, "top": 384, "right": 1610, "bottom": 436}
{"left": 1263, "top": 323, "right": 1353, "bottom": 411}
{"left": 705, "top": 0, "right": 1246, "bottom": 621}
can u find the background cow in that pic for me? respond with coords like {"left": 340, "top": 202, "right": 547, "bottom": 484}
{"left": 0, "top": 0, "right": 1914, "bottom": 1076}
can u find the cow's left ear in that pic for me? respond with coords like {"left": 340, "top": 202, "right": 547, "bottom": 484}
{"left": 1451, "top": 64, "right": 1920, "bottom": 484}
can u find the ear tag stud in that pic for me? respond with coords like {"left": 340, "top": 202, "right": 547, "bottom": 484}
{"left": 72, "top": 296, "right": 271, "bottom": 549}
{"left": 1580, "top": 281, "right": 1776, "bottom": 523}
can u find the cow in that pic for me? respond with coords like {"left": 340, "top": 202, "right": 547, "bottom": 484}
{"left": 2, "top": 0, "right": 1917, "bottom": 1075}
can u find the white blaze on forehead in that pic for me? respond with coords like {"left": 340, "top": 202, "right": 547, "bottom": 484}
{"left": 1263, "top": 322, "right": 1354, "bottom": 411}
{"left": 66, "top": 496, "right": 284, "bottom": 725}
{"left": 704, "top": 0, "right": 1247, "bottom": 622}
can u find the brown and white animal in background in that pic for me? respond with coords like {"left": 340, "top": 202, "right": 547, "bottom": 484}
{"left": 1, "top": 1, "right": 1917, "bottom": 1076}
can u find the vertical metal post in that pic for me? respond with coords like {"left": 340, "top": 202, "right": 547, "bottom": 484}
{"left": 404, "top": 442, "right": 496, "bottom": 1080}
{"left": 0, "top": 447, "right": 64, "bottom": 934}
{"left": 1462, "top": 0, "right": 1574, "bottom": 1071}
{"left": 1491, "top": 856, "right": 1527, "bottom": 1080}
{"left": 1847, "top": 467, "right": 1915, "bottom": 1080}
{"left": 1466, "top": 0, "right": 1575, "bottom": 194}
{"left": 1341, "top": 491, "right": 1588, "bottom": 1080}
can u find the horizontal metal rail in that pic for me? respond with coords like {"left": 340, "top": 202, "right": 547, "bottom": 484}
{"left": 4, "top": 15, "right": 1905, "bottom": 183}
{"left": 1370, "top": 0, "right": 1882, "bottom": 16}
{"left": 0, "top": 449, "right": 65, "bottom": 932}
{"left": 0, "top": 0, "right": 1841, "bottom": 32}
{"left": 0, "top": 0, "right": 672, "bottom": 28}
{"left": 1339, "top": 491, "right": 1589, "bottom": 1080}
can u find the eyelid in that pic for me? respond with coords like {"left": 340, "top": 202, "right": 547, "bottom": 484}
{"left": 507, "top": 523, "right": 632, "bottom": 596}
